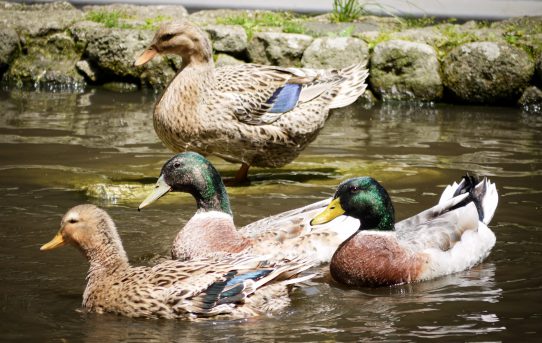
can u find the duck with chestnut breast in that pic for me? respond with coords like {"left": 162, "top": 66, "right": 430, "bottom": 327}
{"left": 138, "top": 152, "right": 360, "bottom": 262}
{"left": 135, "top": 21, "right": 369, "bottom": 183}
{"left": 40, "top": 204, "right": 315, "bottom": 320}
{"left": 310, "top": 176, "right": 499, "bottom": 287}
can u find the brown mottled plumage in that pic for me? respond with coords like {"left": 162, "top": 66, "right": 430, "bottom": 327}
{"left": 138, "top": 153, "right": 360, "bottom": 263}
{"left": 40, "top": 204, "right": 315, "bottom": 320}
{"left": 135, "top": 21, "right": 369, "bottom": 182}
{"left": 310, "top": 176, "right": 499, "bottom": 287}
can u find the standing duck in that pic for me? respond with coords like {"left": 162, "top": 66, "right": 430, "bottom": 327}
{"left": 40, "top": 204, "right": 315, "bottom": 320}
{"left": 138, "top": 152, "right": 360, "bottom": 262}
{"left": 135, "top": 21, "right": 368, "bottom": 183}
{"left": 310, "top": 176, "right": 499, "bottom": 287}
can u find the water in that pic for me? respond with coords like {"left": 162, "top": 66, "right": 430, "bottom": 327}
{"left": 0, "top": 88, "right": 540, "bottom": 342}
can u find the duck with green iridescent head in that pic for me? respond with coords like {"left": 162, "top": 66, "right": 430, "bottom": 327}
{"left": 40, "top": 204, "right": 315, "bottom": 320}
{"left": 310, "top": 176, "right": 499, "bottom": 287}
{"left": 139, "top": 152, "right": 360, "bottom": 263}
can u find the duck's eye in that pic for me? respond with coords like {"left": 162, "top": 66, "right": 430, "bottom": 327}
{"left": 68, "top": 218, "right": 78, "bottom": 224}
{"left": 349, "top": 186, "right": 361, "bottom": 193}
{"left": 161, "top": 33, "right": 175, "bottom": 42}
{"left": 173, "top": 161, "right": 181, "bottom": 168}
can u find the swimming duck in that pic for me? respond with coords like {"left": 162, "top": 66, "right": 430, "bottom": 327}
{"left": 310, "top": 176, "right": 499, "bottom": 287}
{"left": 138, "top": 152, "right": 359, "bottom": 262}
{"left": 40, "top": 204, "right": 315, "bottom": 320}
{"left": 134, "top": 21, "right": 368, "bottom": 183}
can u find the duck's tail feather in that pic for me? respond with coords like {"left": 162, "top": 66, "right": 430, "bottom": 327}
{"left": 329, "top": 63, "right": 369, "bottom": 109}
{"left": 440, "top": 175, "right": 498, "bottom": 225}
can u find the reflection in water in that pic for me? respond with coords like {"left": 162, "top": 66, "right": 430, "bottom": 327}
{"left": 0, "top": 89, "right": 541, "bottom": 342}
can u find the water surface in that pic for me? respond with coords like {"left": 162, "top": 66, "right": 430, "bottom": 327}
{"left": 0, "top": 88, "right": 540, "bottom": 342}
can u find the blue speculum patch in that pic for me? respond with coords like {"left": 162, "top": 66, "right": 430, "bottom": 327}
{"left": 267, "top": 84, "right": 302, "bottom": 113}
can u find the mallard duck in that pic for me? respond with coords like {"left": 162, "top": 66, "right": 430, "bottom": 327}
{"left": 138, "top": 152, "right": 359, "bottom": 262}
{"left": 134, "top": 21, "right": 369, "bottom": 183}
{"left": 310, "top": 176, "right": 499, "bottom": 287}
{"left": 40, "top": 204, "right": 315, "bottom": 320}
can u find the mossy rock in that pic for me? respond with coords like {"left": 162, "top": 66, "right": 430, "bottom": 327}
{"left": 2, "top": 32, "right": 85, "bottom": 91}
{"left": 443, "top": 41, "right": 535, "bottom": 103}
{"left": 370, "top": 39, "right": 443, "bottom": 101}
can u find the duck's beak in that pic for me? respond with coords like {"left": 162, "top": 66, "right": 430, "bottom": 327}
{"left": 134, "top": 47, "right": 158, "bottom": 66}
{"left": 310, "top": 198, "right": 345, "bottom": 225}
{"left": 40, "top": 232, "right": 66, "bottom": 251}
{"left": 138, "top": 175, "right": 172, "bottom": 210}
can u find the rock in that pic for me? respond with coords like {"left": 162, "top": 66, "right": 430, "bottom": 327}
{"left": 81, "top": 4, "right": 188, "bottom": 29}
{"left": 536, "top": 55, "right": 542, "bottom": 86}
{"left": 0, "top": 1, "right": 83, "bottom": 37}
{"left": 189, "top": 9, "right": 254, "bottom": 25}
{"left": 390, "top": 27, "right": 446, "bottom": 47}
{"left": 204, "top": 25, "right": 247, "bottom": 57}
{"left": 0, "top": 27, "right": 19, "bottom": 76}
{"left": 215, "top": 53, "right": 245, "bottom": 67}
{"left": 301, "top": 36, "right": 369, "bottom": 69}
{"left": 370, "top": 40, "right": 443, "bottom": 101}
{"left": 443, "top": 42, "right": 534, "bottom": 103}
{"left": 304, "top": 15, "right": 402, "bottom": 35}
{"left": 248, "top": 32, "right": 313, "bottom": 66}
{"left": 75, "top": 60, "right": 97, "bottom": 82}
{"left": 2, "top": 32, "right": 85, "bottom": 91}
{"left": 71, "top": 23, "right": 179, "bottom": 89}
{"left": 518, "top": 86, "right": 542, "bottom": 113}
{"left": 354, "top": 89, "right": 378, "bottom": 108}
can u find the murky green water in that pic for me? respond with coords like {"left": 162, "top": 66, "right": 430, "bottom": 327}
{"left": 0, "top": 88, "right": 541, "bottom": 342}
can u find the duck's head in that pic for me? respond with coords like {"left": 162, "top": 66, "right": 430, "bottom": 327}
{"left": 40, "top": 204, "right": 124, "bottom": 256}
{"left": 134, "top": 21, "right": 212, "bottom": 66}
{"left": 310, "top": 177, "right": 395, "bottom": 231}
{"left": 138, "top": 152, "right": 232, "bottom": 215}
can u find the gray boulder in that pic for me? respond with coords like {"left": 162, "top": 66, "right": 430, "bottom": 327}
{"left": 536, "top": 54, "right": 542, "bottom": 86}
{"left": 71, "top": 23, "right": 179, "bottom": 89}
{"left": 248, "top": 32, "right": 313, "bottom": 66}
{"left": 370, "top": 40, "right": 443, "bottom": 101}
{"left": 518, "top": 86, "right": 542, "bottom": 113}
{"left": 204, "top": 25, "right": 247, "bottom": 57}
{"left": 0, "top": 27, "right": 19, "bottom": 75}
{"left": 443, "top": 42, "right": 535, "bottom": 103}
{"left": 215, "top": 53, "right": 245, "bottom": 67}
{"left": 3, "top": 32, "right": 85, "bottom": 90}
{"left": 0, "top": 1, "right": 83, "bottom": 37}
{"left": 301, "top": 37, "right": 369, "bottom": 69}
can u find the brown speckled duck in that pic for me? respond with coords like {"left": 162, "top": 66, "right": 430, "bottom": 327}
{"left": 138, "top": 152, "right": 359, "bottom": 262}
{"left": 40, "top": 204, "right": 315, "bottom": 320}
{"left": 310, "top": 176, "right": 498, "bottom": 287}
{"left": 135, "top": 21, "right": 369, "bottom": 183}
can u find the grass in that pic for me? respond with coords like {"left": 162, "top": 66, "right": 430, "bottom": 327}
{"left": 86, "top": 10, "right": 171, "bottom": 30}
{"left": 216, "top": 11, "right": 306, "bottom": 38}
{"left": 331, "top": 0, "right": 365, "bottom": 22}
{"left": 86, "top": 10, "right": 132, "bottom": 29}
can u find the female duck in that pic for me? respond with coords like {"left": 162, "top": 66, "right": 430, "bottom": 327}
{"left": 41, "top": 204, "right": 314, "bottom": 319}
{"left": 310, "top": 176, "right": 498, "bottom": 287}
{"left": 135, "top": 21, "right": 368, "bottom": 183}
{"left": 138, "top": 152, "right": 359, "bottom": 262}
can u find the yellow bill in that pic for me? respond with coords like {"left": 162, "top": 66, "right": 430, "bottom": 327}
{"left": 40, "top": 232, "right": 66, "bottom": 251}
{"left": 310, "top": 198, "right": 345, "bottom": 225}
{"left": 134, "top": 48, "right": 158, "bottom": 66}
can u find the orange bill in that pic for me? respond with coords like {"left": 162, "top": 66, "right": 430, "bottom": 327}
{"left": 134, "top": 48, "right": 158, "bottom": 66}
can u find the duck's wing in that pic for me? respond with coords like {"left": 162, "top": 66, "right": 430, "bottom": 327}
{"left": 160, "top": 254, "right": 315, "bottom": 317}
{"left": 214, "top": 63, "right": 367, "bottom": 126}
{"left": 396, "top": 177, "right": 498, "bottom": 251}
{"left": 240, "top": 198, "right": 359, "bottom": 263}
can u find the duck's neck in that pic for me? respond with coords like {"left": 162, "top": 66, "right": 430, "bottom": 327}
{"left": 79, "top": 233, "right": 130, "bottom": 279}
{"left": 188, "top": 165, "right": 233, "bottom": 216}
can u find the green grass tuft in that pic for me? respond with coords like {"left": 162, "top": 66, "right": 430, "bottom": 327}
{"left": 85, "top": 10, "right": 131, "bottom": 29}
{"left": 216, "top": 11, "right": 306, "bottom": 38}
{"left": 331, "top": 0, "right": 365, "bottom": 23}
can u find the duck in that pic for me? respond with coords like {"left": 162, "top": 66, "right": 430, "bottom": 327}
{"left": 138, "top": 152, "right": 360, "bottom": 262}
{"left": 310, "top": 175, "right": 499, "bottom": 287}
{"left": 134, "top": 21, "right": 369, "bottom": 183}
{"left": 40, "top": 204, "right": 316, "bottom": 320}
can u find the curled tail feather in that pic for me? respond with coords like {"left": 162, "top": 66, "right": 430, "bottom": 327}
{"left": 329, "top": 63, "right": 369, "bottom": 109}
